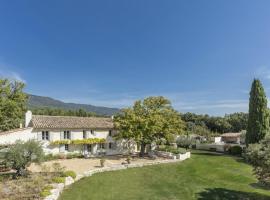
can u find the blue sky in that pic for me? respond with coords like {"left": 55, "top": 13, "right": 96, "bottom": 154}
{"left": 0, "top": 1, "right": 270, "bottom": 116}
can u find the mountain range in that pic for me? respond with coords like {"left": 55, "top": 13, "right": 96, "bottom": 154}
{"left": 28, "top": 94, "right": 120, "bottom": 116}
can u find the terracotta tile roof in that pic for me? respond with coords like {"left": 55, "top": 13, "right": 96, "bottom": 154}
{"left": 0, "top": 127, "right": 32, "bottom": 136}
{"left": 221, "top": 132, "right": 242, "bottom": 138}
{"left": 31, "top": 115, "right": 114, "bottom": 129}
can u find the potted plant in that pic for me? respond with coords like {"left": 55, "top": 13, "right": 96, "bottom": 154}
{"left": 100, "top": 158, "right": 105, "bottom": 167}
{"left": 126, "top": 155, "right": 131, "bottom": 164}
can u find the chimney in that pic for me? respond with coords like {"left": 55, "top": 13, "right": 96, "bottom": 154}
{"left": 25, "top": 110, "right": 32, "bottom": 128}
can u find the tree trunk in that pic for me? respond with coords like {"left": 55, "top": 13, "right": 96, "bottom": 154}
{"left": 139, "top": 143, "right": 146, "bottom": 157}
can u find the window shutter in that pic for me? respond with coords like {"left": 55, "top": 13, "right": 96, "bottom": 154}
{"left": 113, "top": 142, "right": 117, "bottom": 150}
{"left": 48, "top": 132, "right": 52, "bottom": 141}
{"left": 37, "top": 132, "right": 42, "bottom": 141}
{"left": 60, "top": 132, "right": 64, "bottom": 140}
{"left": 70, "top": 131, "right": 74, "bottom": 140}
{"left": 59, "top": 145, "right": 65, "bottom": 153}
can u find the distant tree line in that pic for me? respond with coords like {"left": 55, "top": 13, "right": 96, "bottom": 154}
{"left": 31, "top": 107, "right": 102, "bottom": 117}
{"left": 181, "top": 112, "right": 248, "bottom": 134}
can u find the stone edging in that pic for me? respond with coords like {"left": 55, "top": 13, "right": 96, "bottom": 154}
{"left": 44, "top": 152, "right": 191, "bottom": 200}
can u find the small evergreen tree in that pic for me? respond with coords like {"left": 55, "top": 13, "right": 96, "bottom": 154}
{"left": 246, "top": 79, "right": 269, "bottom": 145}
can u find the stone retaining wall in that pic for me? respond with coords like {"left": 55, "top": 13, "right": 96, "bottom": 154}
{"left": 44, "top": 152, "right": 191, "bottom": 200}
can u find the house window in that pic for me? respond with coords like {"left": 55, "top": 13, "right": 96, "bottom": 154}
{"left": 65, "top": 144, "right": 69, "bottom": 151}
{"left": 64, "top": 131, "right": 71, "bottom": 139}
{"left": 109, "top": 130, "right": 112, "bottom": 137}
{"left": 99, "top": 143, "right": 105, "bottom": 149}
{"left": 109, "top": 142, "right": 113, "bottom": 149}
{"left": 87, "top": 144, "right": 92, "bottom": 152}
{"left": 83, "top": 130, "right": 87, "bottom": 139}
{"left": 42, "top": 131, "right": 49, "bottom": 140}
{"left": 90, "top": 130, "right": 94, "bottom": 135}
{"left": 109, "top": 142, "right": 116, "bottom": 150}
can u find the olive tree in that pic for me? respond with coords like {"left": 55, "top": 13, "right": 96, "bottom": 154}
{"left": 5, "top": 140, "right": 44, "bottom": 177}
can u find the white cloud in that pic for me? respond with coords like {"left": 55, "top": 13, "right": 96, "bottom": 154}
{"left": 59, "top": 91, "right": 248, "bottom": 116}
{"left": 256, "top": 66, "right": 270, "bottom": 80}
{"left": 0, "top": 61, "right": 26, "bottom": 83}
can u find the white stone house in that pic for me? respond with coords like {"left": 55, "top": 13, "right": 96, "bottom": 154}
{"left": 0, "top": 111, "right": 133, "bottom": 156}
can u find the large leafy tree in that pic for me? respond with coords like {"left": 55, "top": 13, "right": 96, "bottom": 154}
{"left": 0, "top": 79, "right": 28, "bottom": 131}
{"left": 114, "top": 96, "right": 185, "bottom": 156}
{"left": 246, "top": 79, "right": 269, "bottom": 145}
{"left": 225, "top": 112, "right": 248, "bottom": 132}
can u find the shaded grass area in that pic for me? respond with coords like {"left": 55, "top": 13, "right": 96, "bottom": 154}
{"left": 59, "top": 150, "right": 270, "bottom": 200}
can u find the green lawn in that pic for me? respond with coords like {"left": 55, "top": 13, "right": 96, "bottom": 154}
{"left": 59, "top": 151, "right": 270, "bottom": 200}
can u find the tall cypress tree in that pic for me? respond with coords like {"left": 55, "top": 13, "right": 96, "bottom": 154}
{"left": 246, "top": 79, "right": 269, "bottom": 145}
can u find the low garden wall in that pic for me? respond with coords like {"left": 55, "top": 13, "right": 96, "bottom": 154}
{"left": 44, "top": 152, "right": 191, "bottom": 200}
{"left": 152, "top": 150, "right": 191, "bottom": 160}
{"left": 196, "top": 143, "right": 225, "bottom": 152}
{"left": 196, "top": 143, "right": 245, "bottom": 153}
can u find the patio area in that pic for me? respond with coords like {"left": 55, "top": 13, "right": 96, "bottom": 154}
{"left": 29, "top": 155, "right": 167, "bottom": 174}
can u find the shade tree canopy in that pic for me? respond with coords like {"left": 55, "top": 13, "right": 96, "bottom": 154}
{"left": 114, "top": 96, "right": 185, "bottom": 156}
{"left": 0, "top": 79, "right": 28, "bottom": 131}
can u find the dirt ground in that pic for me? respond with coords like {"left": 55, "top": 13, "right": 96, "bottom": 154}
{"left": 29, "top": 155, "right": 165, "bottom": 174}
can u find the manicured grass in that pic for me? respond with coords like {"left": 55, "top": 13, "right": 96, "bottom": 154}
{"left": 59, "top": 151, "right": 270, "bottom": 200}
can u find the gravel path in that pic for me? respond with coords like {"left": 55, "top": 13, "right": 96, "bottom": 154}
{"left": 29, "top": 156, "right": 165, "bottom": 174}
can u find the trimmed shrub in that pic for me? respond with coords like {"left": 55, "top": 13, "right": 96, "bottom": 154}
{"left": 66, "top": 154, "right": 74, "bottom": 159}
{"left": 44, "top": 153, "right": 54, "bottom": 161}
{"left": 157, "top": 146, "right": 186, "bottom": 154}
{"left": 126, "top": 156, "right": 131, "bottom": 164}
{"left": 58, "top": 153, "right": 66, "bottom": 159}
{"left": 66, "top": 153, "right": 84, "bottom": 159}
{"left": 228, "top": 145, "right": 242, "bottom": 155}
{"left": 171, "top": 148, "right": 186, "bottom": 154}
{"left": 43, "top": 185, "right": 53, "bottom": 191}
{"left": 52, "top": 176, "right": 65, "bottom": 183}
{"left": 63, "top": 170, "right": 76, "bottom": 179}
{"left": 40, "top": 189, "right": 51, "bottom": 197}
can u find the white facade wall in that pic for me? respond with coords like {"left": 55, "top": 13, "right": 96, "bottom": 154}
{"left": 0, "top": 128, "right": 35, "bottom": 145}
{"left": 214, "top": 137, "right": 222, "bottom": 143}
{"left": 0, "top": 127, "right": 133, "bottom": 156}
{"left": 34, "top": 129, "right": 126, "bottom": 155}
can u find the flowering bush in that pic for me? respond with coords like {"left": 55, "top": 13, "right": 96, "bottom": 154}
{"left": 51, "top": 138, "right": 106, "bottom": 145}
